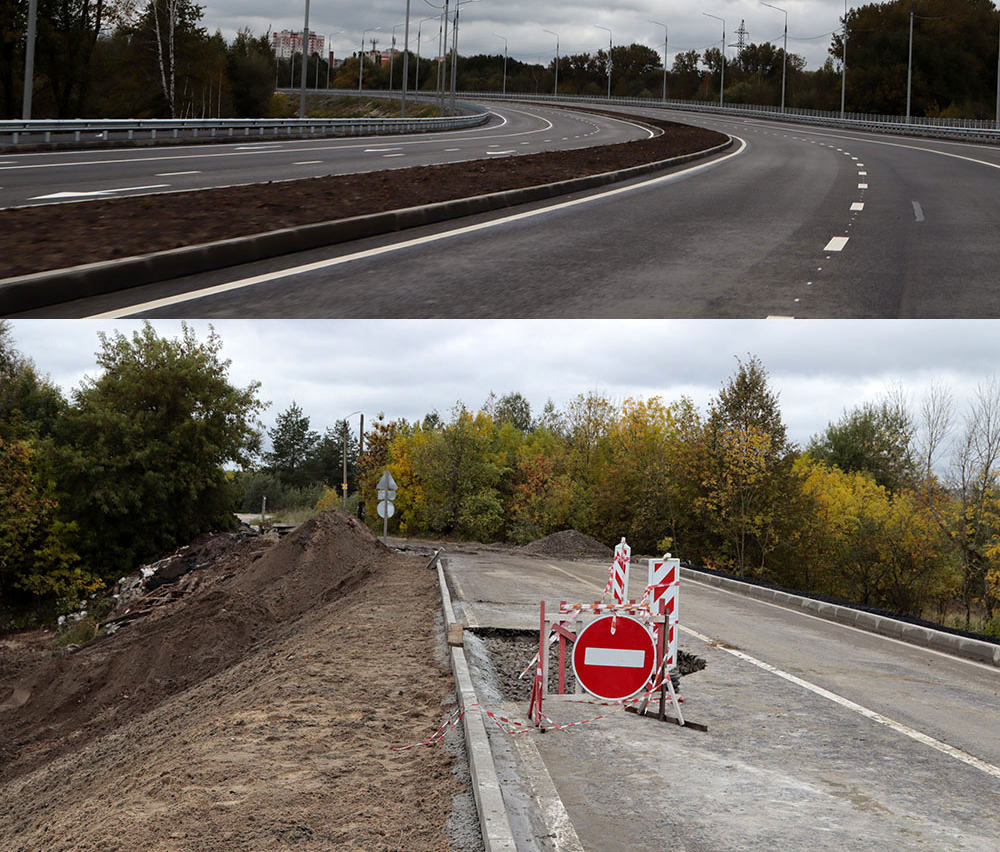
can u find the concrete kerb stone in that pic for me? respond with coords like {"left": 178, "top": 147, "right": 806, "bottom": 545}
{"left": 0, "top": 138, "right": 733, "bottom": 315}
{"left": 679, "top": 566, "right": 1000, "bottom": 668}
{"left": 435, "top": 557, "right": 517, "bottom": 852}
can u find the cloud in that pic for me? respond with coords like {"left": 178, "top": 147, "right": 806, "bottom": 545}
{"left": 9, "top": 319, "right": 1000, "bottom": 449}
{"left": 203, "top": 0, "right": 848, "bottom": 70}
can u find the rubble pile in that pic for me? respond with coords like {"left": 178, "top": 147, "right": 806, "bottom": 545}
{"left": 520, "top": 530, "right": 612, "bottom": 560}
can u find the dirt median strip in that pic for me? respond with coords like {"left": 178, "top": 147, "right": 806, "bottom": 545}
{"left": 0, "top": 115, "right": 728, "bottom": 313}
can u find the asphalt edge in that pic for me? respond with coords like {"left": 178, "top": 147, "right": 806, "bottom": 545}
{"left": 436, "top": 556, "right": 517, "bottom": 852}
{"left": 0, "top": 137, "right": 733, "bottom": 315}
{"left": 680, "top": 567, "right": 1000, "bottom": 667}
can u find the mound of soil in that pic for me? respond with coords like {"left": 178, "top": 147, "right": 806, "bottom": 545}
{"left": 0, "top": 115, "right": 727, "bottom": 278}
{"left": 521, "top": 529, "right": 612, "bottom": 560}
{"left": 0, "top": 511, "right": 466, "bottom": 851}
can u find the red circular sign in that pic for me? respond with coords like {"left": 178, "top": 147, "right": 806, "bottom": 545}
{"left": 572, "top": 615, "right": 656, "bottom": 701}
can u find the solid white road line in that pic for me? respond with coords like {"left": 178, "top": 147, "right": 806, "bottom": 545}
{"left": 88, "top": 136, "right": 747, "bottom": 317}
{"left": 682, "top": 575, "right": 1000, "bottom": 675}
{"left": 824, "top": 236, "right": 849, "bottom": 252}
{"left": 681, "top": 623, "right": 1000, "bottom": 781}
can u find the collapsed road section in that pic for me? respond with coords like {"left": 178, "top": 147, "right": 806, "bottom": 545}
{"left": 440, "top": 539, "right": 1000, "bottom": 851}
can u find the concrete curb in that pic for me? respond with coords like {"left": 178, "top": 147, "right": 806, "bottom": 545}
{"left": 436, "top": 557, "right": 517, "bottom": 852}
{"left": 0, "top": 138, "right": 733, "bottom": 315}
{"left": 680, "top": 567, "right": 1000, "bottom": 667}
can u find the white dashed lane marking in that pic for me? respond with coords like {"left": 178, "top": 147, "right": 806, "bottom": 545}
{"left": 851, "top": 202, "right": 865, "bottom": 211}
{"left": 824, "top": 236, "right": 850, "bottom": 252}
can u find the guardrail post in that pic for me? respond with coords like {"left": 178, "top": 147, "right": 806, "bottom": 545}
{"left": 12, "top": 131, "right": 17, "bottom": 145}
{"left": 44, "top": 130, "right": 50, "bottom": 142}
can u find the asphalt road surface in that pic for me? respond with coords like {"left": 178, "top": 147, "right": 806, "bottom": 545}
{"left": 0, "top": 104, "right": 650, "bottom": 209}
{"left": 445, "top": 549, "right": 1000, "bottom": 851}
{"left": 19, "top": 100, "right": 1000, "bottom": 318}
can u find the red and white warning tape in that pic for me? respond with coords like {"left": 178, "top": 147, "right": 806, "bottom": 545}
{"left": 568, "top": 681, "right": 684, "bottom": 709}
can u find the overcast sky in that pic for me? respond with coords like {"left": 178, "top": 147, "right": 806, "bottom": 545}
{"left": 213, "top": 0, "right": 851, "bottom": 71}
{"left": 7, "top": 320, "right": 999, "bottom": 452}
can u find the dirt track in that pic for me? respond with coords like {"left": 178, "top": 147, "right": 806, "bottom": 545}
{"left": 0, "top": 513, "right": 466, "bottom": 851}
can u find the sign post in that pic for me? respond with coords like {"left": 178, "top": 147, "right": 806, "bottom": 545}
{"left": 376, "top": 469, "right": 398, "bottom": 542}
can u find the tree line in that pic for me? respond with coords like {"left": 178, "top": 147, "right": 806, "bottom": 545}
{"left": 3, "top": 0, "right": 997, "bottom": 120}
{"left": 2, "top": 322, "right": 999, "bottom": 637}
{"left": 1, "top": 0, "right": 276, "bottom": 118}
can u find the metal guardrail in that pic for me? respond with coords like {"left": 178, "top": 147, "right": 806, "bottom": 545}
{"left": 0, "top": 104, "right": 489, "bottom": 147}
{"left": 463, "top": 91, "right": 1000, "bottom": 144}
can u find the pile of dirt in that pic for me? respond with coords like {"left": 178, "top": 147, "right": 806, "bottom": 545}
{"left": 521, "top": 529, "right": 612, "bottom": 560}
{"left": 0, "top": 510, "right": 472, "bottom": 851}
{"left": 0, "top": 115, "right": 728, "bottom": 278}
{"left": 0, "top": 511, "right": 387, "bottom": 780}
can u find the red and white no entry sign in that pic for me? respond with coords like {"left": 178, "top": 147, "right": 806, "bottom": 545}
{"left": 572, "top": 615, "right": 656, "bottom": 701}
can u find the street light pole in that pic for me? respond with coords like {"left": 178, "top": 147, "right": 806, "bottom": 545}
{"left": 449, "top": 0, "right": 479, "bottom": 105}
{"left": 494, "top": 33, "right": 507, "bottom": 95}
{"left": 341, "top": 411, "right": 363, "bottom": 509}
{"left": 906, "top": 1, "right": 914, "bottom": 123}
{"left": 416, "top": 16, "right": 437, "bottom": 95}
{"left": 703, "top": 12, "right": 725, "bottom": 108}
{"left": 390, "top": 23, "right": 402, "bottom": 92}
{"left": 996, "top": 17, "right": 1000, "bottom": 129}
{"left": 326, "top": 31, "right": 344, "bottom": 90}
{"left": 299, "top": 0, "right": 311, "bottom": 118}
{"left": 841, "top": 1, "right": 848, "bottom": 119}
{"left": 359, "top": 27, "right": 381, "bottom": 91}
{"left": 650, "top": 20, "right": 668, "bottom": 101}
{"left": 402, "top": 1, "right": 412, "bottom": 116}
{"left": 595, "top": 24, "right": 612, "bottom": 98}
{"left": 543, "top": 28, "right": 559, "bottom": 96}
{"left": 761, "top": 2, "right": 787, "bottom": 113}
{"left": 22, "top": 0, "right": 37, "bottom": 119}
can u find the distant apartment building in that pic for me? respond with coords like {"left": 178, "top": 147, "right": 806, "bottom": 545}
{"left": 272, "top": 30, "right": 326, "bottom": 59}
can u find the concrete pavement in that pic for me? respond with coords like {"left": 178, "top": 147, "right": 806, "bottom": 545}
{"left": 443, "top": 548, "right": 1000, "bottom": 851}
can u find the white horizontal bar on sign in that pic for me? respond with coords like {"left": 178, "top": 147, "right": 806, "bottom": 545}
{"left": 584, "top": 647, "right": 646, "bottom": 668}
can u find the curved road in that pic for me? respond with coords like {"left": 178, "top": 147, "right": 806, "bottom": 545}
{"left": 0, "top": 104, "right": 651, "bottom": 208}
{"left": 14, "top": 101, "right": 1000, "bottom": 318}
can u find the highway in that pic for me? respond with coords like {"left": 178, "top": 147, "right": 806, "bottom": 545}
{"left": 445, "top": 549, "right": 1000, "bottom": 851}
{"left": 0, "top": 104, "right": 650, "bottom": 208}
{"left": 12, "top": 101, "right": 1000, "bottom": 319}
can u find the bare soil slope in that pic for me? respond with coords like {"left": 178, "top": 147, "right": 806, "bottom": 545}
{"left": 0, "top": 511, "right": 462, "bottom": 851}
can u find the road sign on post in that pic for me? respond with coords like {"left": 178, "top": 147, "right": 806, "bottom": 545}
{"left": 572, "top": 614, "right": 655, "bottom": 702}
{"left": 376, "top": 470, "right": 398, "bottom": 542}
